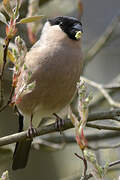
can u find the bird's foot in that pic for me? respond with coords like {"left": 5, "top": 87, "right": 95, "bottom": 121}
{"left": 27, "top": 126, "right": 38, "bottom": 139}
{"left": 53, "top": 113, "right": 64, "bottom": 134}
{"left": 27, "top": 114, "right": 38, "bottom": 138}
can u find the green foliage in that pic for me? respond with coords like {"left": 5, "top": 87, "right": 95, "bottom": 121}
{"left": 18, "top": 15, "right": 44, "bottom": 24}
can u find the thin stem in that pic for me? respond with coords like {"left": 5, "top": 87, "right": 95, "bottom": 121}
{"left": 81, "top": 76, "right": 120, "bottom": 108}
{"left": 0, "top": 38, "right": 10, "bottom": 77}
{"left": 0, "top": 38, "right": 11, "bottom": 108}
{"left": 0, "top": 86, "right": 15, "bottom": 112}
{"left": 75, "top": 152, "right": 88, "bottom": 178}
{"left": 83, "top": 11, "right": 120, "bottom": 67}
{"left": 87, "top": 123, "right": 120, "bottom": 131}
{"left": 109, "top": 160, "right": 120, "bottom": 168}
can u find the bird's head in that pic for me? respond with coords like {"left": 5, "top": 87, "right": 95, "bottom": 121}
{"left": 48, "top": 16, "right": 83, "bottom": 41}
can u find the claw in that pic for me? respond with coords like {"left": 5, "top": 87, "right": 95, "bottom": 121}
{"left": 27, "top": 127, "right": 38, "bottom": 138}
{"left": 27, "top": 114, "right": 38, "bottom": 138}
{"left": 53, "top": 113, "right": 64, "bottom": 134}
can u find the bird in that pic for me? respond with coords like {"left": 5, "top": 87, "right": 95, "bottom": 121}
{"left": 12, "top": 16, "right": 83, "bottom": 170}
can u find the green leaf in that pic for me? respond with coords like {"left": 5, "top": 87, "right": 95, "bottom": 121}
{"left": 14, "top": 0, "right": 21, "bottom": 19}
{"left": 0, "top": 12, "right": 7, "bottom": 24}
{"left": 24, "top": 64, "right": 28, "bottom": 70}
{"left": 7, "top": 49, "right": 16, "bottom": 63}
{"left": 27, "top": 81, "right": 36, "bottom": 91}
{"left": 18, "top": 15, "right": 44, "bottom": 24}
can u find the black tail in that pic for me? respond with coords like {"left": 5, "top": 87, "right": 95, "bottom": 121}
{"left": 12, "top": 112, "right": 32, "bottom": 170}
{"left": 12, "top": 139, "right": 32, "bottom": 170}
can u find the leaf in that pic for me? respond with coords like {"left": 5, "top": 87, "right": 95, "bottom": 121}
{"left": 14, "top": 0, "right": 21, "bottom": 19}
{"left": 7, "top": 49, "right": 16, "bottom": 63}
{"left": 0, "top": 12, "right": 7, "bottom": 24}
{"left": 23, "top": 64, "right": 28, "bottom": 70}
{"left": 3, "top": 0, "right": 13, "bottom": 16}
{"left": 17, "top": 0, "right": 21, "bottom": 7}
{"left": 27, "top": 81, "right": 36, "bottom": 91}
{"left": 19, "top": 15, "right": 44, "bottom": 24}
{"left": 69, "top": 107, "right": 79, "bottom": 126}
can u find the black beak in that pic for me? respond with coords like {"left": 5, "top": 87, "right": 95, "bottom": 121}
{"left": 73, "top": 23, "right": 83, "bottom": 33}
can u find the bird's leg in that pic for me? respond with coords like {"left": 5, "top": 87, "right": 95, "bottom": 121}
{"left": 53, "top": 113, "right": 64, "bottom": 134}
{"left": 27, "top": 114, "right": 38, "bottom": 138}
{"left": 18, "top": 113, "right": 23, "bottom": 132}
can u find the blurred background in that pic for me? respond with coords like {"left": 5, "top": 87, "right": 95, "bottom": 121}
{"left": 0, "top": 0, "right": 120, "bottom": 179}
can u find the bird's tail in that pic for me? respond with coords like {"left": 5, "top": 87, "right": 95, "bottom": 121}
{"left": 12, "top": 111, "right": 32, "bottom": 170}
{"left": 12, "top": 139, "right": 32, "bottom": 170}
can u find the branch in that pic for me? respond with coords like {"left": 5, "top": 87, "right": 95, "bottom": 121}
{"left": 61, "top": 159, "right": 120, "bottom": 180}
{"left": 31, "top": 132, "right": 120, "bottom": 151}
{"left": 109, "top": 160, "right": 120, "bottom": 168}
{"left": 0, "top": 109, "right": 120, "bottom": 146}
{"left": 83, "top": 11, "right": 120, "bottom": 67}
{"left": 87, "top": 123, "right": 120, "bottom": 131}
{"left": 1, "top": 38, "right": 11, "bottom": 79}
{"left": 89, "top": 74, "right": 120, "bottom": 110}
{"left": 61, "top": 172, "right": 92, "bottom": 180}
{"left": 44, "top": 131, "right": 120, "bottom": 144}
{"left": 81, "top": 76, "right": 120, "bottom": 108}
{"left": 0, "top": 86, "right": 15, "bottom": 112}
{"left": 87, "top": 108, "right": 120, "bottom": 121}
{"left": 75, "top": 153, "right": 88, "bottom": 178}
{"left": 0, "top": 38, "right": 11, "bottom": 108}
{"left": 88, "top": 142, "right": 120, "bottom": 151}
{"left": 0, "top": 118, "right": 73, "bottom": 146}
{"left": 0, "top": 38, "right": 17, "bottom": 50}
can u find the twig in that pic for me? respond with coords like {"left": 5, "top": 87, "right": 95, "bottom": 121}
{"left": 0, "top": 38, "right": 11, "bottom": 108}
{"left": 75, "top": 152, "right": 91, "bottom": 180}
{"left": 0, "top": 77, "right": 4, "bottom": 108}
{"left": 103, "top": 83, "right": 120, "bottom": 89}
{"left": 0, "top": 118, "right": 73, "bottom": 146}
{"left": 0, "top": 38, "right": 17, "bottom": 50}
{"left": 88, "top": 142, "right": 120, "bottom": 150}
{"left": 61, "top": 172, "right": 92, "bottom": 180}
{"left": 87, "top": 123, "right": 120, "bottom": 131}
{"left": 0, "top": 86, "right": 15, "bottom": 112}
{"left": 82, "top": 152, "right": 88, "bottom": 177}
{"left": 44, "top": 131, "right": 120, "bottom": 144}
{"left": 109, "top": 160, "right": 120, "bottom": 168}
{"left": 61, "top": 159, "right": 120, "bottom": 180}
{"left": 74, "top": 153, "right": 84, "bottom": 161}
{"left": 1, "top": 38, "right": 11, "bottom": 78}
{"left": 83, "top": 11, "right": 120, "bottom": 67}
{"left": 66, "top": 159, "right": 120, "bottom": 180}
{"left": 45, "top": 132, "right": 120, "bottom": 150}
{"left": 81, "top": 76, "right": 120, "bottom": 108}
{"left": 0, "top": 37, "right": 15, "bottom": 111}
{"left": 89, "top": 74, "right": 120, "bottom": 110}
{"left": 0, "top": 109, "right": 120, "bottom": 146}
{"left": 88, "top": 108, "right": 120, "bottom": 122}
{"left": 75, "top": 153, "right": 89, "bottom": 180}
